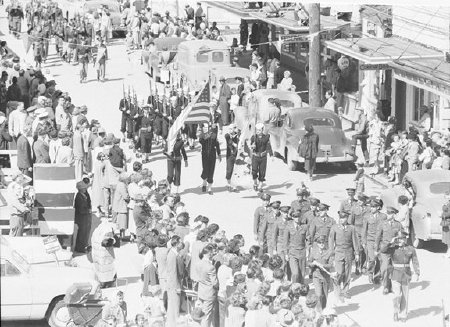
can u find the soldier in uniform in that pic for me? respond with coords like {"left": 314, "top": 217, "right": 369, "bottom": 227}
{"left": 309, "top": 203, "right": 335, "bottom": 246}
{"left": 199, "top": 123, "right": 221, "bottom": 195}
{"left": 303, "top": 197, "right": 320, "bottom": 226}
{"left": 31, "top": 25, "right": 44, "bottom": 68}
{"left": 166, "top": 132, "right": 188, "bottom": 194}
{"left": 153, "top": 109, "right": 163, "bottom": 147}
{"left": 78, "top": 35, "right": 91, "bottom": 83}
{"left": 362, "top": 199, "right": 386, "bottom": 284}
{"left": 284, "top": 212, "right": 309, "bottom": 284}
{"left": 329, "top": 210, "right": 359, "bottom": 302}
{"left": 263, "top": 200, "right": 281, "bottom": 255}
{"left": 273, "top": 206, "right": 291, "bottom": 267}
{"left": 119, "top": 96, "right": 131, "bottom": 142}
{"left": 224, "top": 123, "right": 239, "bottom": 192}
{"left": 376, "top": 206, "right": 403, "bottom": 294}
{"left": 250, "top": 123, "right": 273, "bottom": 192}
{"left": 381, "top": 231, "right": 420, "bottom": 322}
{"left": 139, "top": 105, "right": 154, "bottom": 163}
{"left": 339, "top": 187, "right": 358, "bottom": 213}
{"left": 253, "top": 193, "right": 271, "bottom": 252}
{"left": 291, "top": 187, "right": 311, "bottom": 216}
{"left": 349, "top": 194, "right": 369, "bottom": 275}
{"left": 308, "top": 235, "right": 334, "bottom": 312}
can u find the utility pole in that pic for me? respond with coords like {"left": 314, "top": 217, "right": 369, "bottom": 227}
{"left": 308, "top": 3, "right": 321, "bottom": 107}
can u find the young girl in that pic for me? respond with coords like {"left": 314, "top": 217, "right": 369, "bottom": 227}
{"left": 388, "top": 134, "right": 403, "bottom": 184}
{"left": 354, "top": 160, "right": 365, "bottom": 195}
{"left": 228, "top": 87, "right": 239, "bottom": 123}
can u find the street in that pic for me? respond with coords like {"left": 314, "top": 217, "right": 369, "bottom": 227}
{"left": 1, "top": 4, "right": 450, "bottom": 327}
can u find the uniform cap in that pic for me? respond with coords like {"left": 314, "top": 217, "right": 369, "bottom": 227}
{"left": 291, "top": 211, "right": 301, "bottom": 219}
{"left": 270, "top": 201, "right": 281, "bottom": 209}
{"left": 338, "top": 210, "right": 350, "bottom": 218}
{"left": 260, "top": 193, "right": 271, "bottom": 201}
{"left": 318, "top": 203, "right": 329, "bottom": 211}
{"left": 280, "top": 206, "right": 291, "bottom": 213}
{"left": 296, "top": 188, "right": 310, "bottom": 196}
{"left": 346, "top": 187, "right": 356, "bottom": 193}
{"left": 316, "top": 235, "right": 327, "bottom": 244}
{"left": 370, "top": 199, "right": 383, "bottom": 207}
{"left": 386, "top": 206, "right": 399, "bottom": 214}
{"left": 98, "top": 127, "right": 106, "bottom": 134}
{"left": 158, "top": 179, "right": 168, "bottom": 186}
{"left": 309, "top": 197, "right": 320, "bottom": 206}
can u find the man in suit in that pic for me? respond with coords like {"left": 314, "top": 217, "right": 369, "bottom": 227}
{"left": 197, "top": 243, "right": 218, "bottom": 327}
{"left": 17, "top": 131, "right": 33, "bottom": 178}
{"left": 166, "top": 235, "right": 183, "bottom": 326}
{"left": 33, "top": 129, "right": 50, "bottom": 163}
{"left": 218, "top": 77, "right": 231, "bottom": 126}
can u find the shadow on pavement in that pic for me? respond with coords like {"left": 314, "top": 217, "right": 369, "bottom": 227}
{"left": 349, "top": 283, "right": 376, "bottom": 297}
{"left": 408, "top": 305, "right": 442, "bottom": 319}
{"left": 335, "top": 302, "right": 360, "bottom": 315}
{"left": 421, "top": 240, "right": 447, "bottom": 254}
{"left": 410, "top": 280, "right": 431, "bottom": 291}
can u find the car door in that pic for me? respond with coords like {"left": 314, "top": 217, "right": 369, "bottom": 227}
{"left": 0, "top": 258, "right": 32, "bottom": 320}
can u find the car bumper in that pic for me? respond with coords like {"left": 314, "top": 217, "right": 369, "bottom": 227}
{"left": 295, "top": 155, "right": 354, "bottom": 163}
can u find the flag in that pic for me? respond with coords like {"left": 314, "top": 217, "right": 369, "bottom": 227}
{"left": 167, "top": 82, "right": 211, "bottom": 153}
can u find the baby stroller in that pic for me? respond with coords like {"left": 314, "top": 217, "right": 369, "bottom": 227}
{"left": 65, "top": 283, "right": 105, "bottom": 326}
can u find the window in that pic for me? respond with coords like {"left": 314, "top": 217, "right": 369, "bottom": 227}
{"left": 0, "top": 259, "right": 21, "bottom": 277}
{"left": 212, "top": 52, "right": 224, "bottom": 63}
{"left": 279, "top": 100, "right": 295, "bottom": 108}
{"left": 304, "top": 117, "right": 336, "bottom": 127}
{"left": 196, "top": 52, "right": 208, "bottom": 63}
{"left": 413, "top": 87, "right": 425, "bottom": 121}
{"left": 429, "top": 182, "right": 450, "bottom": 195}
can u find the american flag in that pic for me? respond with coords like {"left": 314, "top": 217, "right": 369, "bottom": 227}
{"left": 167, "top": 82, "right": 210, "bottom": 152}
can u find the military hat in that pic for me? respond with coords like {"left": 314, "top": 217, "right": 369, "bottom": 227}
{"left": 357, "top": 194, "right": 369, "bottom": 202}
{"left": 98, "top": 127, "right": 106, "bottom": 134}
{"left": 386, "top": 206, "right": 399, "bottom": 214}
{"left": 26, "top": 105, "right": 38, "bottom": 113}
{"left": 219, "top": 76, "right": 226, "bottom": 81}
{"left": 134, "top": 193, "right": 145, "bottom": 201}
{"left": 296, "top": 188, "right": 310, "bottom": 196}
{"left": 291, "top": 211, "right": 301, "bottom": 219}
{"left": 270, "top": 201, "right": 281, "bottom": 209}
{"left": 338, "top": 210, "right": 350, "bottom": 218}
{"left": 346, "top": 187, "right": 356, "bottom": 193}
{"left": 158, "top": 179, "right": 168, "bottom": 186}
{"left": 370, "top": 198, "right": 383, "bottom": 207}
{"left": 316, "top": 235, "right": 327, "bottom": 244}
{"left": 318, "top": 203, "right": 330, "bottom": 211}
{"left": 309, "top": 197, "right": 320, "bottom": 206}
{"left": 260, "top": 193, "right": 271, "bottom": 201}
{"left": 280, "top": 206, "right": 291, "bottom": 214}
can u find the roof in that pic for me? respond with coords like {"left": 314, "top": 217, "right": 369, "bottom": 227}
{"left": 250, "top": 11, "right": 350, "bottom": 32}
{"left": 324, "top": 37, "right": 443, "bottom": 64}
{"left": 177, "top": 40, "right": 229, "bottom": 53}
{"left": 203, "top": 1, "right": 259, "bottom": 19}
{"left": 389, "top": 58, "right": 450, "bottom": 89}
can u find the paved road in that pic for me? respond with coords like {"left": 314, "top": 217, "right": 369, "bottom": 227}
{"left": 1, "top": 5, "right": 450, "bottom": 327}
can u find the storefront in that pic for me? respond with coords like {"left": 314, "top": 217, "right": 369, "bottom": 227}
{"left": 390, "top": 59, "right": 450, "bottom": 131}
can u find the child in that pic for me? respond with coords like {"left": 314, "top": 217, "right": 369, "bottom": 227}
{"left": 268, "top": 268, "right": 285, "bottom": 298}
{"left": 396, "top": 195, "right": 410, "bottom": 234}
{"left": 229, "top": 87, "right": 239, "bottom": 123}
{"left": 354, "top": 160, "right": 365, "bottom": 195}
{"left": 387, "top": 134, "right": 403, "bottom": 184}
{"left": 143, "top": 285, "right": 165, "bottom": 326}
{"left": 126, "top": 30, "right": 134, "bottom": 51}
{"left": 211, "top": 85, "right": 219, "bottom": 104}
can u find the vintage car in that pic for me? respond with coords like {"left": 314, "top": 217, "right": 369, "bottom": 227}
{"left": 281, "top": 108, "right": 354, "bottom": 170}
{"left": 148, "top": 37, "right": 186, "bottom": 83}
{"left": 1, "top": 237, "right": 97, "bottom": 326}
{"left": 380, "top": 170, "right": 450, "bottom": 248}
{"left": 174, "top": 40, "right": 232, "bottom": 91}
{"left": 210, "top": 66, "right": 251, "bottom": 90}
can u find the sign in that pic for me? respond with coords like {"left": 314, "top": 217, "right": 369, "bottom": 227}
{"left": 43, "top": 235, "right": 62, "bottom": 254}
{"left": 360, "top": 63, "right": 390, "bottom": 70}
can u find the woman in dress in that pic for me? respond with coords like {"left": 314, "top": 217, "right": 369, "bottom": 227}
{"left": 92, "top": 147, "right": 106, "bottom": 215}
{"left": 74, "top": 180, "right": 92, "bottom": 253}
{"left": 112, "top": 172, "right": 130, "bottom": 240}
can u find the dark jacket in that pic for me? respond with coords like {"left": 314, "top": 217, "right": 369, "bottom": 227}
{"left": 300, "top": 132, "right": 319, "bottom": 159}
{"left": 17, "top": 134, "right": 33, "bottom": 169}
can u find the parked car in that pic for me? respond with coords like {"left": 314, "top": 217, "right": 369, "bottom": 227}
{"left": 210, "top": 66, "right": 251, "bottom": 91}
{"left": 1, "top": 236, "right": 97, "bottom": 327}
{"left": 380, "top": 170, "right": 450, "bottom": 248}
{"left": 281, "top": 108, "right": 354, "bottom": 170}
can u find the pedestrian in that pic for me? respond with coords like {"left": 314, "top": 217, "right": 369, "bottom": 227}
{"left": 298, "top": 124, "right": 319, "bottom": 181}
{"left": 92, "top": 151, "right": 106, "bottom": 215}
{"left": 166, "top": 235, "right": 182, "bottom": 326}
{"left": 7, "top": 172, "right": 30, "bottom": 237}
{"left": 197, "top": 243, "right": 219, "bottom": 327}
{"left": 112, "top": 172, "right": 130, "bottom": 240}
{"left": 441, "top": 191, "right": 450, "bottom": 258}
{"left": 73, "top": 123, "right": 86, "bottom": 181}
{"left": 350, "top": 108, "right": 369, "bottom": 165}
{"left": 308, "top": 235, "right": 334, "bottom": 312}
{"left": 284, "top": 212, "right": 309, "bottom": 284}
{"left": 329, "top": 210, "right": 358, "bottom": 303}
{"left": 166, "top": 132, "right": 188, "bottom": 194}
{"left": 253, "top": 193, "right": 271, "bottom": 253}
{"left": 96, "top": 39, "right": 108, "bottom": 82}
{"left": 224, "top": 123, "right": 239, "bottom": 192}
{"left": 74, "top": 180, "right": 92, "bottom": 253}
{"left": 218, "top": 76, "right": 231, "bottom": 126}
{"left": 16, "top": 131, "right": 33, "bottom": 178}
{"left": 250, "top": 123, "right": 273, "bottom": 192}
{"left": 199, "top": 123, "right": 221, "bottom": 195}
{"left": 55, "top": 137, "right": 74, "bottom": 165}
{"left": 308, "top": 203, "right": 335, "bottom": 246}
{"left": 382, "top": 231, "right": 420, "bottom": 323}
{"left": 33, "top": 128, "right": 50, "bottom": 163}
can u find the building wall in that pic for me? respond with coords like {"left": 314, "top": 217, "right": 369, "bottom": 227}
{"left": 392, "top": 6, "right": 450, "bottom": 52}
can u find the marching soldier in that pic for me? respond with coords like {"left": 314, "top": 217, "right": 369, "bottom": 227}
{"left": 153, "top": 109, "right": 163, "bottom": 147}
{"left": 303, "top": 197, "right": 320, "bottom": 226}
{"left": 253, "top": 193, "right": 271, "bottom": 251}
{"left": 264, "top": 200, "right": 281, "bottom": 255}
{"left": 291, "top": 187, "right": 311, "bottom": 216}
{"left": 166, "top": 132, "right": 188, "bottom": 194}
{"left": 309, "top": 203, "right": 335, "bottom": 246}
{"left": 284, "top": 212, "right": 309, "bottom": 284}
{"left": 339, "top": 187, "right": 358, "bottom": 213}
{"left": 329, "top": 210, "right": 359, "bottom": 302}
{"left": 224, "top": 123, "right": 239, "bottom": 192}
{"left": 382, "top": 231, "right": 420, "bottom": 322}
{"left": 199, "top": 122, "right": 221, "bottom": 195}
{"left": 376, "top": 206, "right": 402, "bottom": 295}
{"left": 119, "top": 96, "right": 131, "bottom": 142}
{"left": 139, "top": 105, "right": 154, "bottom": 163}
{"left": 130, "top": 101, "right": 142, "bottom": 151}
{"left": 362, "top": 199, "right": 386, "bottom": 284}
{"left": 349, "top": 194, "right": 369, "bottom": 275}
{"left": 250, "top": 123, "right": 273, "bottom": 192}
{"left": 273, "top": 206, "right": 291, "bottom": 266}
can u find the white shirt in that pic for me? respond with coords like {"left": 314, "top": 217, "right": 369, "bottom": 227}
{"left": 278, "top": 77, "right": 293, "bottom": 91}
{"left": 217, "top": 265, "right": 232, "bottom": 299}
{"left": 8, "top": 109, "right": 27, "bottom": 137}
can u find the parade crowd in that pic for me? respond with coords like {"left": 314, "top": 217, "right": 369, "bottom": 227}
{"left": 1, "top": 1, "right": 450, "bottom": 327}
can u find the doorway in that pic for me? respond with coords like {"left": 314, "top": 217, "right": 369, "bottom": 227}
{"left": 395, "top": 80, "right": 407, "bottom": 130}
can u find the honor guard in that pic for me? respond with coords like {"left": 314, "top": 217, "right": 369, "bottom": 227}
{"left": 224, "top": 123, "right": 239, "bottom": 192}
{"left": 199, "top": 123, "right": 221, "bottom": 195}
{"left": 273, "top": 206, "right": 291, "bottom": 266}
{"left": 308, "top": 203, "right": 335, "bottom": 246}
{"left": 284, "top": 211, "right": 309, "bottom": 284}
{"left": 119, "top": 96, "right": 131, "bottom": 141}
{"left": 339, "top": 187, "right": 358, "bottom": 213}
{"left": 349, "top": 194, "right": 369, "bottom": 275}
{"left": 139, "top": 104, "right": 154, "bottom": 163}
{"left": 291, "top": 187, "right": 311, "bottom": 215}
{"left": 253, "top": 193, "right": 272, "bottom": 252}
{"left": 264, "top": 201, "right": 281, "bottom": 255}
{"left": 302, "top": 197, "right": 320, "bottom": 227}
{"left": 250, "top": 123, "right": 273, "bottom": 192}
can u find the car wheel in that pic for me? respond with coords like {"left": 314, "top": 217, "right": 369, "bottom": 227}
{"left": 48, "top": 298, "right": 71, "bottom": 327}
{"left": 409, "top": 222, "right": 423, "bottom": 249}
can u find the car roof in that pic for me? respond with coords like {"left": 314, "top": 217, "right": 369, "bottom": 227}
{"left": 178, "top": 40, "right": 229, "bottom": 52}
{"left": 405, "top": 169, "right": 450, "bottom": 184}
{"left": 211, "top": 67, "right": 250, "bottom": 78}
{"left": 285, "top": 107, "right": 343, "bottom": 128}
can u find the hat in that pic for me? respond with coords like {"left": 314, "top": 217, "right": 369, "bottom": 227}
{"left": 277, "top": 309, "right": 295, "bottom": 326}
{"left": 358, "top": 194, "right": 368, "bottom": 202}
{"left": 12, "top": 56, "right": 20, "bottom": 63}
{"left": 280, "top": 206, "right": 291, "bottom": 214}
{"left": 98, "top": 127, "right": 106, "bottom": 134}
{"left": 255, "top": 122, "right": 264, "bottom": 130}
{"left": 76, "top": 181, "right": 88, "bottom": 190}
{"left": 45, "top": 80, "right": 56, "bottom": 88}
{"left": 296, "top": 188, "right": 310, "bottom": 196}
{"left": 260, "top": 193, "right": 271, "bottom": 201}
{"left": 309, "top": 197, "right": 320, "bottom": 206}
{"left": 38, "top": 112, "right": 48, "bottom": 119}
{"left": 158, "top": 179, "right": 168, "bottom": 186}
{"left": 270, "top": 201, "right": 281, "bottom": 209}
{"left": 338, "top": 210, "right": 350, "bottom": 218}
{"left": 346, "top": 187, "right": 356, "bottom": 193}
{"left": 318, "top": 203, "right": 329, "bottom": 211}
{"left": 386, "top": 206, "right": 399, "bottom": 214}
{"left": 370, "top": 198, "right": 383, "bottom": 207}
{"left": 219, "top": 76, "right": 225, "bottom": 81}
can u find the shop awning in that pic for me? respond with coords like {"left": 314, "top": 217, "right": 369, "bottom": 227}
{"left": 204, "top": 1, "right": 260, "bottom": 21}
{"left": 249, "top": 11, "right": 350, "bottom": 32}
{"left": 324, "top": 37, "right": 444, "bottom": 64}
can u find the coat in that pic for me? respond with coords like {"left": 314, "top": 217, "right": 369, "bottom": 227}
{"left": 299, "top": 131, "right": 319, "bottom": 159}
{"left": 17, "top": 134, "right": 32, "bottom": 169}
{"left": 112, "top": 181, "right": 129, "bottom": 214}
{"left": 197, "top": 258, "right": 218, "bottom": 301}
{"left": 91, "top": 220, "right": 116, "bottom": 282}
{"left": 166, "top": 248, "right": 181, "bottom": 291}
{"left": 33, "top": 138, "right": 51, "bottom": 163}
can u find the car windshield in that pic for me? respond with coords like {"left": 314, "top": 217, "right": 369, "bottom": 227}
{"left": 279, "top": 100, "right": 294, "bottom": 108}
{"left": 86, "top": 3, "right": 119, "bottom": 13}
{"left": 11, "top": 249, "right": 30, "bottom": 273}
{"left": 304, "top": 117, "right": 336, "bottom": 127}
{"left": 429, "top": 182, "right": 450, "bottom": 195}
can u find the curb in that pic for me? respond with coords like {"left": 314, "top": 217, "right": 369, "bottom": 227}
{"left": 363, "top": 173, "right": 390, "bottom": 189}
